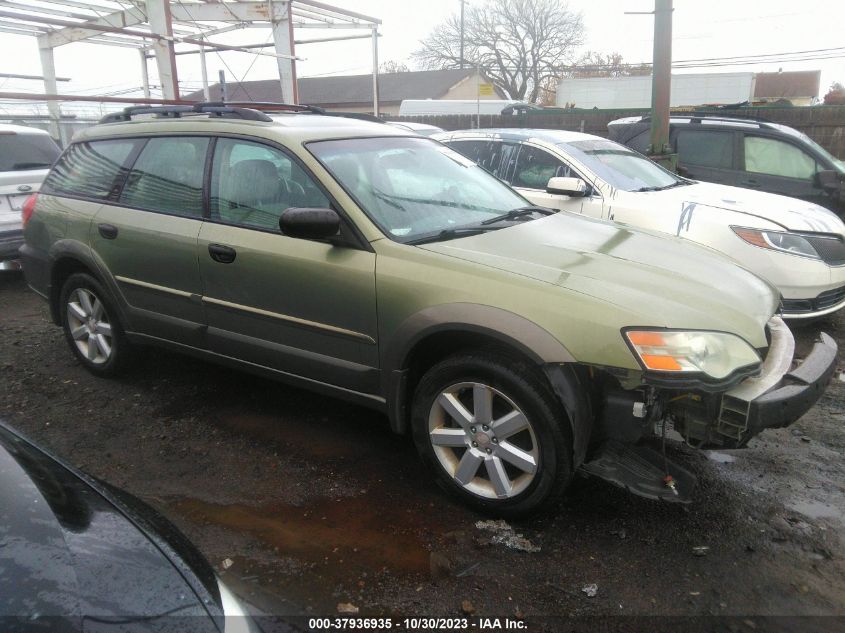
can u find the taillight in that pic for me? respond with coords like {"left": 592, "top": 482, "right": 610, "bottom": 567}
{"left": 21, "top": 193, "right": 38, "bottom": 228}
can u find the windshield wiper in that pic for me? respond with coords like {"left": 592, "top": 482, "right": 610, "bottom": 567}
{"left": 655, "top": 180, "right": 691, "bottom": 191}
{"left": 480, "top": 205, "right": 554, "bottom": 226}
{"left": 11, "top": 161, "right": 52, "bottom": 170}
{"left": 634, "top": 181, "right": 690, "bottom": 193}
{"left": 406, "top": 226, "right": 497, "bottom": 245}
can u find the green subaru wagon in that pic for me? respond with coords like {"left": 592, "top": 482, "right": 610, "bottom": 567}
{"left": 20, "top": 103, "right": 838, "bottom": 516}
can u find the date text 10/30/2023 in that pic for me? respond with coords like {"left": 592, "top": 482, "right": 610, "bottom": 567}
{"left": 307, "top": 617, "right": 528, "bottom": 630}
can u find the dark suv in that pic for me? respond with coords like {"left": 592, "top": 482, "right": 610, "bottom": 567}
{"left": 608, "top": 113, "right": 845, "bottom": 215}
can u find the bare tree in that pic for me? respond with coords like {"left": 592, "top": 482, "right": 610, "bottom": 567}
{"left": 379, "top": 60, "right": 411, "bottom": 74}
{"left": 413, "top": 0, "right": 584, "bottom": 102}
{"left": 572, "top": 52, "right": 651, "bottom": 78}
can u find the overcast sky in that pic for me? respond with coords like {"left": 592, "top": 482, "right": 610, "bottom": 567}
{"left": 0, "top": 0, "right": 842, "bottom": 104}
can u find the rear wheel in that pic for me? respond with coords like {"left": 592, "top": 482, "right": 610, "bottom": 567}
{"left": 60, "top": 273, "right": 131, "bottom": 376}
{"left": 411, "top": 351, "right": 573, "bottom": 517}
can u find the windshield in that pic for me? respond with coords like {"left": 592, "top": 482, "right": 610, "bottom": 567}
{"left": 562, "top": 138, "right": 683, "bottom": 192}
{"left": 0, "top": 133, "right": 61, "bottom": 172}
{"left": 308, "top": 137, "right": 529, "bottom": 242}
{"left": 797, "top": 131, "right": 845, "bottom": 173}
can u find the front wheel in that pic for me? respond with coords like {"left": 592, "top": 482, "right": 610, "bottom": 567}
{"left": 411, "top": 351, "right": 573, "bottom": 517}
{"left": 59, "top": 272, "right": 131, "bottom": 376}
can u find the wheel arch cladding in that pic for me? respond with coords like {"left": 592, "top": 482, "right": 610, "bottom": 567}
{"left": 383, "top": 304, "right": 584, "bottom": 452}
{"left": 48, "top": 240, "right": 124, "bottom": 328}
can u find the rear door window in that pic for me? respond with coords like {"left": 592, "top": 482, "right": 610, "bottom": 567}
{"left": 743, "top": 136, "right": 819, "bottom": 180}
{"left": 0, "top": 133, "right": 61, "bottom": 172}
{"left": 446, "top": 139, "right": 518, "bottom": 181}
{"left": 676, "top": 130, "right": 734, "bottom": 169}
{"left": 120, "top": 137, "right": 209, "bottom": 217}
{"left": 42, "top": 139, "right": 138, "bottom": 200}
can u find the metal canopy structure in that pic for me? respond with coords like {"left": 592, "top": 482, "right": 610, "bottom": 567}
{"left": 0, "top": 0, "right": 381, "bottom": 139}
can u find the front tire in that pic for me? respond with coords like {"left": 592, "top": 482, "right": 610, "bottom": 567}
{"left": 411, "top": 351, "right": 573, "bottom": 517}
{"left": 59, "top": 272, "right": 131, "bottom": 376}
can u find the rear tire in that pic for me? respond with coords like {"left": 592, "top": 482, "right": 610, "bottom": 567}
{"left": 59, "top": 272, "right": 131, "bottom": 376}
{"left": 411, "top": 350, "right": 573, "bottom": 517}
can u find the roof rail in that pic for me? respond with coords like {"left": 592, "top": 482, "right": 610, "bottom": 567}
{"left": 99, "top": 102, "right": 273, "bottom": 123}
{"left": 634, "top": 111, "right": 775, "bottom": 129}
{"left": 212, "top": 101, "right": 326, "bottom": 114}
{"left": 685, "top": 110, "right": 773, "bottom": 124}
{"left": 219, "top": 102, "right": 386, "bottom": 124}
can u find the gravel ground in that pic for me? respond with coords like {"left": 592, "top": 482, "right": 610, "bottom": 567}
{"left": 2, "top": 270, "right": 844, "bottom": 629}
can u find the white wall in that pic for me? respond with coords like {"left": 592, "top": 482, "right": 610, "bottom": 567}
{"left": 556, "top": 72, "right": 755, "bottom": 109}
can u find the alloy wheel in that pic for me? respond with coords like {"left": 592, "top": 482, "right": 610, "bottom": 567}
{"left": 66, "top": 288, "right": 113, "bottom": 365}
{"left": 428, "top": 382, "right": 539, "bottom": 499}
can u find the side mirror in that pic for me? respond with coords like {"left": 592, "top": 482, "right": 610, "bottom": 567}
{"left": 279, "top": 207, "right": 340, "bottom": 241}
{"left": 817, "top": 169, "right": 844, "bottom": 192}
{"left": 546, "top": 176, "right": 588, "bottom": 197}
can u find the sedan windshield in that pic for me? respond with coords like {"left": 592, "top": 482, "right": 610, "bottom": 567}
{"left": 562, "top": 138, "right": 685, "bottom": 192}
{"left": 308, "top": 137, "right": 530, "bottom": 243}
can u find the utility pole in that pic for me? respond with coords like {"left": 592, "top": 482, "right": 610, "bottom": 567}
{"left": 219, "top": 70, "right": 227, "bottom": 103}
{"left": 459, "top": 0, "right": 466, "bottom": 69}
{"left": 648, "top": 0, "right": 676, "bottom": 171}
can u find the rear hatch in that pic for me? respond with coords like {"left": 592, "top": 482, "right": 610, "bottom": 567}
{"left": 0, "top": 130, "right": 61, "bottom": 235}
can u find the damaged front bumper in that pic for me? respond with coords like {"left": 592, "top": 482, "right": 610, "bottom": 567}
{"left": 682, "top": 317, "right": 837, "bottom": 448}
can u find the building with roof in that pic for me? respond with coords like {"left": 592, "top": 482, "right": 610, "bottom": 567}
{"left": 185, "top": 68, "right": 506, "bottom": 115}
{"left": 753, "top": 70, "right": 821, "bottom": 106}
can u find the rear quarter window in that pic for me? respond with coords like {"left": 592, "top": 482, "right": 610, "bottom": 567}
{"left": 42, "top": 140, "right": 138, "bottom": 200}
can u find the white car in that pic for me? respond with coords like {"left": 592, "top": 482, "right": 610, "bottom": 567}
{"left": 437, "top": 129, "right": 845, "bottom": 319}
{"left": 386, "top": 121, "right": 445, "bottom": 137}
{"left": 0, "top": 124, "right": 61, "bottom": 268}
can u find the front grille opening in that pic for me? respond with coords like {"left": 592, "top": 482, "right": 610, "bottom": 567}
{"left": 781, "top": 286, "right": 845, "bottom": 314}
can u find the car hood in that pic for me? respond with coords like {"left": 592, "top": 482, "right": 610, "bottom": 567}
{"left": 419, "top": 212, "right": 779, "bottom": 340}
{"left": 637, "top": 181, "right": 845, "bottom": 234}
{"left": 0, "top": 423, "right": 221, "bottom": 629}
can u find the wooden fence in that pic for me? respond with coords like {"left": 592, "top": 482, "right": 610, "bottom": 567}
{"left": 385, "top": 105, "right": 845, "bottom": 159}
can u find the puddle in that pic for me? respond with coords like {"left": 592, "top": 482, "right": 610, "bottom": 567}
{"left": 705, "top": 451, "right": 737, "bottom": 464}
{"left": 786, "top": 500, "right": 843, "bottom": 521}
{"left": 210, "top": 407, "right": 394, "bottom": 460}
{"left": 168, "top": 493, "right": 444, "bottom": 613}
{"left": 171, "top": 494, "right": 432, "bottom": 574}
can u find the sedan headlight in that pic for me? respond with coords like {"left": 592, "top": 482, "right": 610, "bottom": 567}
{"left": 731, "top": 226, "right": 820, "bottom": 260}
{"left": 624, "top": 329, "right": 761, "bottom": 380}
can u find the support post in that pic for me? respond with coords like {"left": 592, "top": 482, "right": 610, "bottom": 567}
{"left": 648, "top": 0, "right": 676, "bottom": 171}
{"left": 139, "top": 49, "right": 151, "bottom": 99}
{"left": 219, "top": 70, "right": 227, "bottom": 103}
{"left": 272, "top": 0, "right": 297, "bottom": 103}
{"left": 199, "top": 40, "right": 210, "bottom": 100}
{"left": 37, "top": 43, "right": 62, "bottom": 142}
{"left": 146, "top": 0, "right": 180, "bottom": 100}
{"left": 372, "top": 25, "right": 379, "bottom": 116}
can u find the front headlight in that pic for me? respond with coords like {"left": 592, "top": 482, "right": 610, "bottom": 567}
{"left": 731, "top": 226, "right": 820, "bottom": 259}
{"left": 624, "top": 329, "right": 761, "bottom": 380}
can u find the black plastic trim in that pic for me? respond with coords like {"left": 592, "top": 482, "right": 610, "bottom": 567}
{"left": 745, "top": 332, "right": 837, "bottom": 438}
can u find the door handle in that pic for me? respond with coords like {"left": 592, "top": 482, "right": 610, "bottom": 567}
{"left": 740, "top": 178, "right": 761, "bottom": 188}
{"left": 98, "top": 223, "right": 118, "bottom": 240}
{"left": 208, "top": 243, "right": 237, "bottom": 264}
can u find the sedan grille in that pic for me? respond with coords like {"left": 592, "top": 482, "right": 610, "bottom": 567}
{"left": 782, "top": 285, "right": 845, "bottom": 314}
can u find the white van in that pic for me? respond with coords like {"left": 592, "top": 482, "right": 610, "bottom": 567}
{"left": 398, "top": 99, "right": 519, "bottom": 117}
